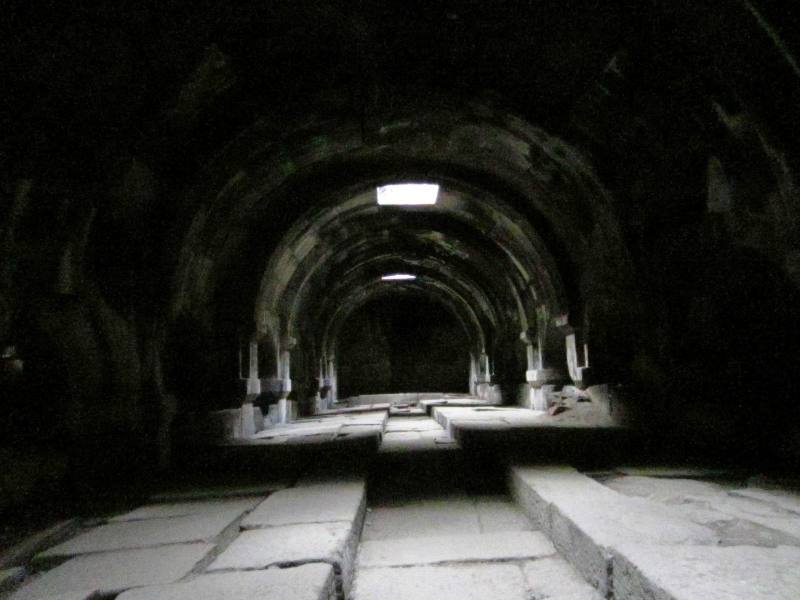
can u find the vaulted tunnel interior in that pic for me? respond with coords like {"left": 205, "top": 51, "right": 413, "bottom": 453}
{"left": 3, "top": 1, "right": 800, "bottom": 536}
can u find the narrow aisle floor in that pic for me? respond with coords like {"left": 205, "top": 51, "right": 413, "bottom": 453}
{"left": 379, "top": 415, "right": 458, "bottom": 453}
{"left": 352, "top": 451, "right": 601, "bottom": 600}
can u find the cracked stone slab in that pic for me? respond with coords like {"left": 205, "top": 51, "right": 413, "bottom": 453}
{"left": 353, "top": 563, "right": 528, "bottom": 600}
{"left": 242, "top": 481, "right": 365, "bottom": 529}
{"left": 38, "top": 512, "right": 239, "bottom": 559}
{"left": 11, "top": 543, "right": 213, "bottom": 600}
{"left": 357, "top": 530, "right": 554, "bottom": 568}
{"left": 522, "top": 557, "right": 603, "bottom": 600}
{"left": 510, "top": 466, "right": 717, "bottom": 595}
{"left": 110, "top": 497, "right": 261, "bottom": 522}
{"left": 116, "top": 563, "right": 336, "bottom": 600}
{"left": 612, "top": 543, "right": 800, "bottom": 600}
{"left": 208, "top": 522, "right": 359, "bottom": 597}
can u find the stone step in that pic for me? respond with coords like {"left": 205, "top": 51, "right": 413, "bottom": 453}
{"left": 357, "top": 530, "right": 555, "bottom": 568}
{"left": 116, "top": 563, "right": 336, "bottom": 600}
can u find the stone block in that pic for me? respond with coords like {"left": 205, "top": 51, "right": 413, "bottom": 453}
{"left": 39, "top": 513, "right": 239, "bottom": 559}
{"left": 612, "top": 543, "right": 800, "bottom": 600}
{"left": 116, "top": 563, "right": 336, "bottom": 600}
{"left": 352, "top": 564, "right": 528, "bottom": 600}
{"left": 110, "top": 497, "right": 260, "bottom": 522}
{"left": 12, "top": 543, "right": 213, "bottom": 600}
{"left": 209, "top": 521, "right": 358, "bottom": 597}
{"left": 357, "top": 531, "right": 554, "bottom": 568}
{"left": 510, "top": 466, "right": 717, "bottom": 595}
{"left": 242, "top": 481, "right": 365, "bottom": 529}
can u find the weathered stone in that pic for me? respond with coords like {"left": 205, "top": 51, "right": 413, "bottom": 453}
{"left": 242, "top": 482, "right": 365, "bottom": 529}
{"left": 352, "top": 564, "right": 528, "bottom": 600}
{"left": 110, "top": 497, "right": 260, "bottom": 522}
{"left": 612, "top": 543, "right": 800, "bottom": 600}
{"left": 12, "top": 543, "right": 213, "bottom": 600}
{"left": 208, "top": 522, "right": 359, "bottom": 597}
{"left": 38, "top": 513, "right": 239, "bottom": 559}
{"left": 116, "top": 564, "right": 336, "bottom": 600}
{"left": 357, "top": 530, "right": 554, "bottom": 568}
{"left": 522, "top": 557, "right": 603, "bottom": 600}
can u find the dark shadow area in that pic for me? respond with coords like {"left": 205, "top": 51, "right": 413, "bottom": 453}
{"left": 336, "top": 295, "right": 470, "bottom": 398}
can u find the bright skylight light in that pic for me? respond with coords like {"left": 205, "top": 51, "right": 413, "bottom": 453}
{"left": 376, "top": 183, "right": 439, "bottom": 205}
{"left": 381, "top": 273, "right": 416, "bottom": 281}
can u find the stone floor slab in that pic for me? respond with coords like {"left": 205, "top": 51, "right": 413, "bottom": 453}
{"left": 39, "top": 513, "right": 238, "bottom": 558}
{"left": 612, "top": 543, "right": 800, "bottom": 600}
{"left": 207, "top": 521, "right": 359, "bottom": 596}
{"left": 110, "top": 498, "right": 260, "bottom": 522}
{"left": 242, "top": 482, "right": 365, "bottom": 529}
{"left": 208, "top": 522, "right": 351, "bottom": 570}
{"left": 474, "top": 496, "right": 534, "bottom": 533}
{"left": 357, "top": 530, "right": 554, "bottom": 568}
{"left": 116, "top": 563, "right": 336, "bottom": 600}
{"left": 362, "top": 497, "right": 481, "bottom": 541}
{"left": 522, "top": 557, "right": 603, "bottom": 600}
{"left": 353, "top": 564, "right": 528, "bottom": 600}
{"left": 12, "top": 543, "right": 213, "bottom": 600}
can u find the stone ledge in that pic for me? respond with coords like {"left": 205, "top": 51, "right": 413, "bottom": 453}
{"left": 509, "top": 465, "right": 717, "bottom": 596}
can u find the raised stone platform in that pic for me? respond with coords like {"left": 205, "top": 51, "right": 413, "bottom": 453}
{"left": 510, "top": 465, "right": 800, "bottom": 599}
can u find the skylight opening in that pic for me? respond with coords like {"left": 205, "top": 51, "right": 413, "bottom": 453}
{"left": 376, "top": 183, "right": 439, "bottom": 205}
{"left": 381, "top": 273, "right": 416, "bottom": 281}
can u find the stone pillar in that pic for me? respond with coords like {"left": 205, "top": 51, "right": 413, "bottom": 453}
{"left": 469, "top": 353, "right": 479, "bottom": 397}
{"left": 566, "top": 331, "right": 591, "bottom": 387}
{"left": 275, "top": 336, "right": 297, "bottom": 424}
{"left": 239, "top": 340, "right": 261, "bottom": 438}
{"left": 521, "top": 327, "right": 562, "bottom": 410}
{"left": 475, "top": 350, "right": 492, "bottom": 400}
{"left": 327, "top": 357, "right": 338, "bottom": 404}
